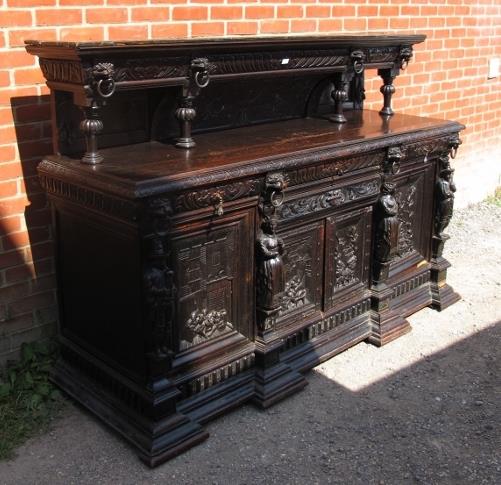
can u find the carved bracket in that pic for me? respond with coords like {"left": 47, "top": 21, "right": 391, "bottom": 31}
{"left": 256, "top": 173, "right": 287, "bottom": 333}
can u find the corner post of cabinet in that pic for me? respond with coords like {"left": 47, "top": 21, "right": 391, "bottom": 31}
{"left": 253, "top": 172, "right": 307, "bottom": 408}
{"left": 429, "top": 134, "right": 462, "bottom": 311}
{"left": 369, "top": 145, "right": 411, "bottom": 346}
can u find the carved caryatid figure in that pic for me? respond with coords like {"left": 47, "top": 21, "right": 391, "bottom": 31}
{"left": 144, "top": 251, "right": 176, "bottom": 361}
{"left": 257, "top": 219, "right": 285, "bottom": 311}
{"left": 435, "top": 166, "right": 456, "bottom": 238}
{"left": 373, "top": 182, "right": 400, "bottom": 283}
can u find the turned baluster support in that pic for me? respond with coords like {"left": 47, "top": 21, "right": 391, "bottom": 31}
{"left": 175, "top": 96, "right": 197, "bottom": 149}
{"left": 378, "top": 68, "right": 398, "bottom": 117}
{"left": 80, "top": 104, "right": 104, "bottom": 165}
{"left": 79, "top": 62, "right": 115, "bottom": 165}
{"left": 331, "top": 77, "right": 347, "bottom": 123}
{"left": 175, "top": 58, "right": 211, "bottom": 149}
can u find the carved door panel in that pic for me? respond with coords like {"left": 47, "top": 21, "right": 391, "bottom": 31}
{"left": 391, "top": 165, "right": 434, "bottom": 272}
{"left": 276, "top": 220, "right": 324, "bottom": 326}
{"left": 171, "top": 209, "right": 253, "bottom": 352}
{"left": 324, "top": 207, "right": 372, "bottom": 309}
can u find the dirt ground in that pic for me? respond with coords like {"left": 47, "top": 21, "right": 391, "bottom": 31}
{"left": 1, "top": 201, "right": 500, "bottom": 485}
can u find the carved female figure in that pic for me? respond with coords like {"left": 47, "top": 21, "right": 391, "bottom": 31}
{"left": 144, "top": 252, "right": 175, "bottom": 361}
{"left": 373, "top": 182, "right": 400, "bottom": 284}
{"left": 256, "top": 218, "right": 285, "bottom": 326}
{"left": 435, "top": 167, "right": 456, "bottom": 238}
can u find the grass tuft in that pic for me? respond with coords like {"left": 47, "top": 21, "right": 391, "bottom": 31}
{"left": 485, "top": 186, "right": 501, "bottom": 207}
{"left": 0, "top": 341, "right": 64, "bottom": 460}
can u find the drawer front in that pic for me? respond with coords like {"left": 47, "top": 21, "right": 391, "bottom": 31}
{"left": 324, "top": 206, "right": 372, "bottom": 309}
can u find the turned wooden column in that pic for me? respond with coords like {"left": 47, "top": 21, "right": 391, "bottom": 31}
{"left": 175, "top": 58, "right": 211, "bottom": 149}
{"left": 79, "top": 62, "right": 116, "bottom": 165}
{"left": 378, "top": 67, "right": 399, "bottom": 117}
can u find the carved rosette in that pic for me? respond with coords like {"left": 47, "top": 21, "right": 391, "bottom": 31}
{"left": 256, "top": 173, "right": 287, "bottom": 333}
{"left": 431, "top": 135, "right": 461, "bottom": 258}
{"left": 143, "top": 198, "right": 176, "bottom": 375}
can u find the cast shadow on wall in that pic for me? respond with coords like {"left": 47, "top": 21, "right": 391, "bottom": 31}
{"left": 0, "top": 95, "right": 57, "bottom": 360}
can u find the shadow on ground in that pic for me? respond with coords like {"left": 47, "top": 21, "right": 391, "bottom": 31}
{"left": 0, "top": 319, "right": 499, "bottom": 485}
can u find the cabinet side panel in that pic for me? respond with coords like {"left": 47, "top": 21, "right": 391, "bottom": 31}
{"left": 55, "top": 204, "right": 145, "bottom": 377}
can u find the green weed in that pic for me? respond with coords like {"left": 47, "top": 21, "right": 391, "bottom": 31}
{"left": 0, "top": 341, "right": 64, "bottom": 460}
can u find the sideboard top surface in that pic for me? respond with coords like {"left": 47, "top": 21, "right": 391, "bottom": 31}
{"left": 39, "top": 110, "right": 463, "bottom": 198}
{"left": 25, "top": 33, "right": 426, "bottom": 57}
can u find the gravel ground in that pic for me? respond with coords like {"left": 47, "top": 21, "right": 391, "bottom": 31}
{"left": 1, "top": 201, "right": 500, "bottom": 485}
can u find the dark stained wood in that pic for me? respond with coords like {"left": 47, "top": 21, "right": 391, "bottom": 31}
{"left": 28, "top": 34, "right": 463, "bottom": 467}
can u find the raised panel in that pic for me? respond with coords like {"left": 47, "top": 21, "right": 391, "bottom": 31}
{"left": 324, "top": 207, "right": 372, "bottom": 309}
{"left": 171, "top": 210, "right": 253, "bottom": 351}
{"left": 391, "top": 165, "right": 434, "bottom": 271}
{"left": 276, "top": 220, "right": 324, "bottom": 325}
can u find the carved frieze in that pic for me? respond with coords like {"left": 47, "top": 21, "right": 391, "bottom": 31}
{"left": 286, "top": 152, "right": 385, "bottom": 186}
{"left": 109, "top": 57, "right": 189, "bottom": 82}
{"left": 182, "top": 353, "right": 255, "bottom": 397}
{"left": 40, "top": 59, "right": 85, "bottom": 84}
{"left": 174, "top": 178, "right": 263, "bottom": 213}
{"left": 278, "top": 179, "right": 379, "bottom": 220}
{"left": 211, "top": 50, "right": 347, "bottom": 75}
{"left": 367, "top": 46, "right": 399, "bottom": 63}
{"left": 39, "top": 175, "right": 137, "bottom": 221}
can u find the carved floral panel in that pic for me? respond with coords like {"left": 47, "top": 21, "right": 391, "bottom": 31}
{"left": 394, "top": 172, "right": 425, "bottom": 260}
{"left": 277, "top": 220, "right": 324, "bottom": 324}
{"left": 325, "top": 207, "right": 372, "bottom": 308}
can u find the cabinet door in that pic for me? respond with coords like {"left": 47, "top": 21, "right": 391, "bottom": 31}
{"left": 391, "top": 164, "right": 434, "bottom": 272}
{"left": 276, "top": 220, "right": 324, "bottom": 325}
{"left": 171, "top": 209, "right": 254, "bottom": 351}
{"left": 324, "top": 207, "right": 372, "bottom": 310}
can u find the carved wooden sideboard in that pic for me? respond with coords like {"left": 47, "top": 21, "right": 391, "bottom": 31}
{"left": 26, "top": 35, "right": 463, "bottom": 467}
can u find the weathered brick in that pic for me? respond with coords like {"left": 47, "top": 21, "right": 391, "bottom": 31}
{"left": 87, "top": 8, "right": 128, "bottom": 23}
{"left": 36, "top": 9, "right": 82, "bottom": 26}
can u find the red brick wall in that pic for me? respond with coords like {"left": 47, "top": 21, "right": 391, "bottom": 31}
{"left": 1, "top": 0, "right": 500, "bottom": 363}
